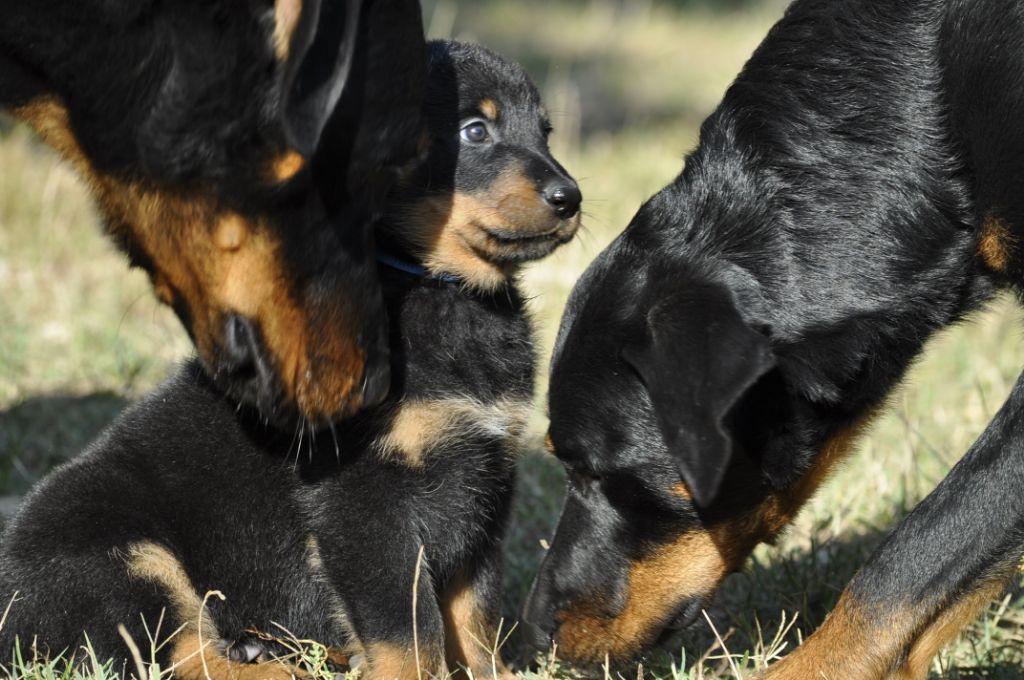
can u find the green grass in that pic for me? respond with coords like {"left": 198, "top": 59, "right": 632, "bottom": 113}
{"left": 2, "top": 1, "right": 1024, "bottom": 678}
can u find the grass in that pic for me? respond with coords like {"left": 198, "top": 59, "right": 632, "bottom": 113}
{"left": 2, "top": 0, "right": 1024, "bottom": 678}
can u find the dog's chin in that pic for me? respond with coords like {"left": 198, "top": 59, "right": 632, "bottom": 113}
{"left": 475, "top": 218, "right": 579, "bottom": 264}
{"left": 655, "top": 597, "right": 706, "bottom": 645}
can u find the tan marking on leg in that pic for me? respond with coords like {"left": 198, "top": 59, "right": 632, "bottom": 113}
{"left": 362, "top": 642, "right": 446, "bottom": 680}
{"left": 763, "top": 569, "right": 1015, "bottom": 680}
{"left": 273, "top": 0, "right": 303, "bottom": 61}
{"left": 304, "top": 535, "right": 352, "bottom": 633}
{"left": 978, "top": 214, "right": 1014, "bottom": 273}
{"left": 441, "top": 573, "right": 513, "bottom": 679}
{"left": 171, "top": 631, "right": 305, "bottom": 680}
{"left": 478, "top": 99, "right": 500, "bottom": 122}
{"left": 891, "top": 573, "right": 1013, "bottom": 680}
{"left": 125, "top": 542, "right": 215, "bottom": 635}
{"left": 759, "top": 593, "right": 899, "bottom": 680}
{"left": 374, "top": 397, "right": 531, "bottom": 467}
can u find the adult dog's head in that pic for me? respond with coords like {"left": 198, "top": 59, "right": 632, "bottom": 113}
{"left": 521, "top": 221, "right": 869, "bottom": 664}
{"left": 5, "top": 0, "right": 426, "bottom": 425}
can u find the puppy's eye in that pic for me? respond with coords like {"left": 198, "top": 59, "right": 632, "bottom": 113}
{"left": 460, "top": 120, "right": 490, "bottom": 144}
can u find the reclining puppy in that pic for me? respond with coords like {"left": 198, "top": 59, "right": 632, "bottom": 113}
{"left": 0, "top": 40, "right": 580, "bottom": 680}
{"left": 1, "top": 0, "right": 425, "bottom": 424}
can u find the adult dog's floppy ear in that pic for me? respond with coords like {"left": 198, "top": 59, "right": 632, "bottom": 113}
{"left": 622, "top": 280, "right": 775, "bottom": 507}
{"left": 279, "top": 0, "right": 362, "bottom": 157}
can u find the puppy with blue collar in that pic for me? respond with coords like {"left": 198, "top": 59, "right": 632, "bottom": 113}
{"left": 0, "top": 40, "right": 579, "bottom": 680}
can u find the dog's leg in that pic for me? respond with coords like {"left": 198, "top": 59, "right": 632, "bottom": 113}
{"left": 759, "top": 370, "right": 1024, "bottom": 680}
{"left": 312, "top": 534, "right": 448, "bottom": 680}
{"left": 441, "top": 549, "right": 516, "bottom": 680}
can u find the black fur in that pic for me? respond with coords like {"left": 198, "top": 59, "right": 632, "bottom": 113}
{"left": 0, "top": 40, "right": 577, "bottom": 680}
{"left": 0, "top": 0, "right": 427, "bottom": 424}
{"left": 525, "top": 0, "right": 1024, "bottom": 671}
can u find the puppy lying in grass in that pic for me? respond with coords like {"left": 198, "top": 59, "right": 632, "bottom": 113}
{"left": 0, "top": 40, "right": 580, "bottom": 680}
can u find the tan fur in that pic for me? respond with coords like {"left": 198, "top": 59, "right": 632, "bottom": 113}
{"left": 269, "top": 151, "right": 306, "bottom": 182}
{"left": 891, "top": 574, "right": 1012, "bottom": 680}
{"left": 761, "top": 570, "right": 1015, "bottom": 679}
{"left": 556, "top": 529, "right": 725, "bottom": 663}
{"left": 124, "top": 542, "right": 215, "bottom": 635}
{"left": 478, "top": 99, "right": 500, "bottom": 121}
{"left": 273, "top": 0, "right": 303, "bottom": 61}
{"left": 441, "top": 573, "right": 514, "bottom": 679}
{"left": 374, "top": 397, "right": 531, "bottom": 467}
{"left": 171, "top": 632, "right": 304, "bottom": 680}
{"left": 304, "top": 535, "right": 352, "bottom": 633}
{"left": 553, "top": 419, "right": 873, "bottom": 664}
{"left": 392, "top": 164, "right": 579, "bottom": 292}
{"left": 363, "top": 642, "right": 446, "bottom": 680}
{"left": 215, "top": 215, "right": 249, "bottom": 252}
{"left": 978, "top": 214, "right": 1014, "bottom": 273}
{"left": 758, "top": 594, "right": 897, "bottom": 680}
{"left": 759, "top": 416, "right": 875, "bottom": 535}
{"left": 11, "top": 96, "right": 367, "bottom": 423}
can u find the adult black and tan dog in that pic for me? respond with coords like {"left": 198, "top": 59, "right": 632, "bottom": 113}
{"left": 0, "top": 40, "right": 580, "bottom": 680}
{"left": 0, "top": 0, "right": 424, "bottom": 424}
{"left": 524, "top": 0, "right": 1024, "bottom": 677}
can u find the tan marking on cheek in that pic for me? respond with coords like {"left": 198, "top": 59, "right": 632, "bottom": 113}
{"left": 273, "top": 0, "right": 303, "bottom": 61}
{"left": 124, "top": 542, "right": 216, "bottom": 635}
{"left": 375, "top": 397, "right": 531, "bottom": 467}
{"left": 543, "top": 433, "right": 555, "bottom": 456}
{"left": 488, "top": 165, "right": 549, "bottom": 226}
{"left": 214, "top": 214, "right": 249, "bottom": 252}
{"left": 393, "top": 192, "right": 513, "bottom": 291}
{"left": 557, "top": 416, "right": 873, "bottom": 667}
{"left": 978, "top": 213, "right": 1014, "bottom": 273}
{"left": 269, "top": 150, "right": 306, "bottom": 182}
{"left": 12, "top": 97, "right": 366, "bottom": 423}
{"left": 556, "top": 530, "right": 729, "bottom": 664}
{"left": 442, "top": 572, "right": 512, "bottom": 678}
{"left": 171, "top": 632, "right": 304, "bottom": 680}
{"left": 479, "top": 99, "right": 500, "bottom": 121}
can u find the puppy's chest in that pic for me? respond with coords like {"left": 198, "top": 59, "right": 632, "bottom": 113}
{"left": 373, "top": 282, "right": 536, "bottom": 470}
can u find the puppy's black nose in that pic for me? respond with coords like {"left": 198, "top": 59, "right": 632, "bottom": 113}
{"left": 543, "top": 181, "right": 582, "bottom": 219}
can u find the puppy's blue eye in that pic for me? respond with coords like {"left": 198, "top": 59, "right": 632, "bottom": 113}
{"left": 460, "top": 121, "right": 490, "bottom": 144}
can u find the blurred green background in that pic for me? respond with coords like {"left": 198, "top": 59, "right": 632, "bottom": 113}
{"left": 2, "top": 1, "right": 1023, "bottom": 677}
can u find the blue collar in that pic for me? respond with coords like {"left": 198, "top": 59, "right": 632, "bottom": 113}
{"left": 376, "top": 251, "right": 461, "bottom": 284}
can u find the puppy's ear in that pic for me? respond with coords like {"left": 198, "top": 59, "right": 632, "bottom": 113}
{"left": 278, "top": 0, "right": 361, "bottom": 157}
{"left": 622, "top": 281, "right": 775, "bottom": 508}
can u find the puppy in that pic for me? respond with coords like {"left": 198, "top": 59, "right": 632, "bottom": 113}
{"left": 0, "top": 40, "right": 580, "bottom": 680}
